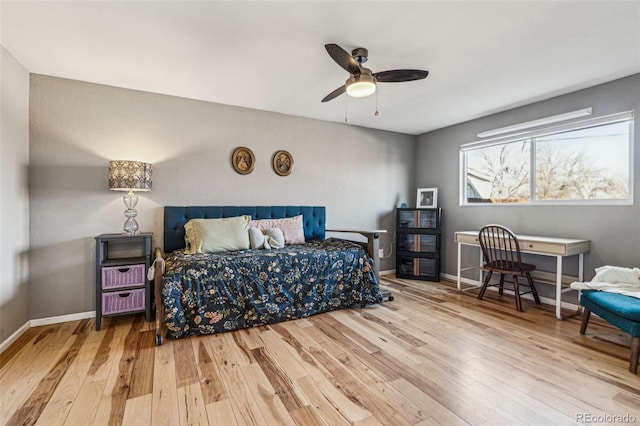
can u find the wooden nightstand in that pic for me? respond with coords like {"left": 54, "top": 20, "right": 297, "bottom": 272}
{"left": 95, "top": 233, "right": 153, "bottom": 330}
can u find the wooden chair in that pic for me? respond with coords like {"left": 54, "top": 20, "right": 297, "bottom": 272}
{"left": 477, "top": 224, "right": 541, "bottom": 312}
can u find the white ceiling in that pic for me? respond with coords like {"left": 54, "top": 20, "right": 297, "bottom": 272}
{"left": 2, "top": 1, "right": 639, "bottom": 135}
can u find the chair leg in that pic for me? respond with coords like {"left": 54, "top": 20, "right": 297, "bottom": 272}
{"left": 498, "top": 274, "right": 505, "bottom": 295}
{"left": 631, "top": 337, "right": 639, "bottom": 374}
{"left": 477, "top": 270, "right": 493, "bottom": 300}
{"left": 579, "top": 308, "right": 591, "bottom": 335}
{"left": 513, "top": 275, "right": 523, "bottom": 312}
{"left": 526, "top": 272, "right": 541, "bottom": 304}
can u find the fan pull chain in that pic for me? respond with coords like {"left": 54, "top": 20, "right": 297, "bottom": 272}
{"left": 344, "top": 97, "right": 348, "bottom": 123}
{"left": 375, "top": 90, "right": 379, "bottom": 116}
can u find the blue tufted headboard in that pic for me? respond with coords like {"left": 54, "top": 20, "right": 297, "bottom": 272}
{"left": 163, "top": 206, "right": 326, "bottom": 253}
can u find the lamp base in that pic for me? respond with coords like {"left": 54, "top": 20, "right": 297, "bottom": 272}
{"left": 123, "top": 217, "right": 139, "bottom": 236}
{"left": 122, "top": 191, "right": 139, "bottom": 236}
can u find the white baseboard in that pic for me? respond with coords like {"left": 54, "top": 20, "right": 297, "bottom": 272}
{"left": 380, "top": 269, "right": 395, "bottom": 276}
{"left": 30, "top": 311, "right": 95, "bottom": 327}
{"left": 1, "top": 311, "right": 97, "bottom": 354}
{"left": 0, "top": 321, "right": 31, "bottom": 354}
{"left": 441, "top": 273, "right": 579, "bottom": 310}
{"left": 442, "top": 272, "right": 479, "bottom": 287}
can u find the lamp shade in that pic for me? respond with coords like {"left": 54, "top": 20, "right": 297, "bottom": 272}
{"left": 108, "top": 161, "right": 152, "bottom": 192}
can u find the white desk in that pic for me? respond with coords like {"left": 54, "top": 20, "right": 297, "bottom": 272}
{"left": 454, "top": 231, "right": 590, "bottom": 319}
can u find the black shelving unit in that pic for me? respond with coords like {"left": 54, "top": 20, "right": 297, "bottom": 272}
{"left": 395, "top": 208, "right": 442, "bottom": 281}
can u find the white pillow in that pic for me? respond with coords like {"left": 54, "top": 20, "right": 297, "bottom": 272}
{"left": 184, "top": 215, "right": 251, "bottom": 254}
{"left": 249, "top": 227, "right": 267, "bottom": 249}
{"left": 265, "top": 227, "right": 285, "bottom": 249}
{"left": 248, "top": 227, "right": 285, "bottom": 250}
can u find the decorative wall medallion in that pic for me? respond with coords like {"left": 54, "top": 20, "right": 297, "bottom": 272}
{"left": 232, "top": 147, "right": 255, "bottom": 174}
{"left": 273, "top": 150, "right": 293, "bottom": 176}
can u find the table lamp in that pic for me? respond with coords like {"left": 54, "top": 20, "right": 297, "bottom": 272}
{"left": 108, "top": 160, "right": 152, "bottom": 235}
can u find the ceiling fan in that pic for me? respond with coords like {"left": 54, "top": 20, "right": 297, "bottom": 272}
{"left": 321, "top": 43, "right": 429, "bottom": 103}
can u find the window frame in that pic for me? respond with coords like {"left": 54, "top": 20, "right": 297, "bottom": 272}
{"left": 459, "top": 111, "right": 635, "bottom": 206}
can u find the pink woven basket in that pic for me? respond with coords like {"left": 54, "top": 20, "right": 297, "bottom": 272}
{"left": 102, "top": 289, "right": 145, "bottom": 315}
{"left": 101, "top": 264, "right": 145, "bottom": 290}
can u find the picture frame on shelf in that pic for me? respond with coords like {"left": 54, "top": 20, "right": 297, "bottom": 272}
{"left": 417, "top": 188, "right": 437, "bottom": 208}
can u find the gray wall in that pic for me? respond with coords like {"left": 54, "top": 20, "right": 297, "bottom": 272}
{"left": 416, "top": 74, "right": 640, "bottom": 299}
{"left": 15, "top": 71, "right": 640, "bottom": 325}
{"left": 1, "top": 47, "right": 30, "bottom": 343}
{"left": 28, "top": 75, "right": 415, "bottom": 319}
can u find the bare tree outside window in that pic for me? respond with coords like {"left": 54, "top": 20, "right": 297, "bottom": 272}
{"left": 466, "top": 141, "right": 530, "bottom": 203}
{"left": 535, "top": 123, "right": 629, "bottom": 201}
{"left": 463, "top": 119, "right": 631, "bottom": 205}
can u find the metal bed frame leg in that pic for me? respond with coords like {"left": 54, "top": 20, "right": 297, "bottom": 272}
{"left": 153, "top": 248, "right": 165, "bottom": 346}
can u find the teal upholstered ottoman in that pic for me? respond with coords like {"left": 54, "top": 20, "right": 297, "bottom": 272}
{"left": 580, "top": 290, "right": 640, "bottom": 374}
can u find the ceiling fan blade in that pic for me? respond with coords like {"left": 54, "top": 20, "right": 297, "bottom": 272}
{"left": 373, "top": 69, "right": 429, "bottom": 82}
{"left": 321, "top": 85, "right": 346, "bottom": 102}
{"left": 325, "top": 44, "right": 361, "bottom": 75}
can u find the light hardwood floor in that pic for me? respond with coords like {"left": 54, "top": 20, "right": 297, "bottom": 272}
{"left": 2, "top": 276, "right": 639, "bottom": 425}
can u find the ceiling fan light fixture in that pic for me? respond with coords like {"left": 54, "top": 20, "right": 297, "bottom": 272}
{"left": 345, "top": 74, "right": 376, "bottom": 98}
{"left": 322, "top": 43, "right": 428, "bottom": 103}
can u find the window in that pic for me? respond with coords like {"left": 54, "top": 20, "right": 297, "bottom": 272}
{"left": 460, "top": 112, "right": 634, "bottom": 205}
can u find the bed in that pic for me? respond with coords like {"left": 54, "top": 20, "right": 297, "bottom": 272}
{"left": 153, "top": 206, "right": 387, "bottom": 345}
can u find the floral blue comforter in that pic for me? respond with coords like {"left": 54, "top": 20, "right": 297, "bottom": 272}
{"left": 161, "top": 238, "right": 383, "bottom": 339}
